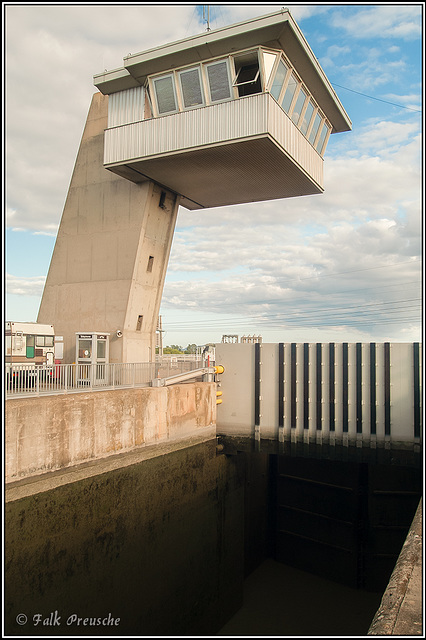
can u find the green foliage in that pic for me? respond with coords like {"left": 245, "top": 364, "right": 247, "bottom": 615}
{"left": 163, "top": 345, "right": 184, "bottom": 354}
{"left": 184, "top": 344, "right": 198, "bottom": 354}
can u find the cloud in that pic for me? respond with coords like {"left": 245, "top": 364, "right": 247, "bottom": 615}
{"left": 5, "top": 4, "right": 422, "bottom": 344}
{"left": 161, "top": 110, "right": 421, "bottom": 342}
{"left": 6, "top": 273, "right": 46, "bottom": 297}
{"left": 5, "top": 4, "right": 203, "bottom": 234}
{"left": 330, "top": 6, "right": 422, "bottom": 41}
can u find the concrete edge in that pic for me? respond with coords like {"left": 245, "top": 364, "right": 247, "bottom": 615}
{"left": 368, "top": 497, "right": 423, "bottom": 636}
{"left": 5, "top": 427, "right": 217, "bottom": 503}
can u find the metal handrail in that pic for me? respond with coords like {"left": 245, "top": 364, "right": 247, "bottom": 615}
{"left": 5, "top": 360, "right": 211, "bottom": 398}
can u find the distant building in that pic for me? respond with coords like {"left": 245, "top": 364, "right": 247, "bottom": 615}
{"left": 241, "top": 335, "right": 263, "bottom": 344}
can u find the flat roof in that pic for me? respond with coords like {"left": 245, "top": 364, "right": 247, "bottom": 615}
{"left": 93, "top": 9, "right": 351, "bottom": 133}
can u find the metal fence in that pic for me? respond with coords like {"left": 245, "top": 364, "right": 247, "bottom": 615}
{"left": 5, "top": 359, "right": 206, "bottom": 397}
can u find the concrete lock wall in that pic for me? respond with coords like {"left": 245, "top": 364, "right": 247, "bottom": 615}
{"left": 5, "top": 440, "right": 247, "bottom": 637}
{"left": 5, "top": 382, "right": 216, "bottom": 482}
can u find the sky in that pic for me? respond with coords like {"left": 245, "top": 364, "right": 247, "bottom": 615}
{"left": 4, "top": 3, "right": 424, "bottom": 349}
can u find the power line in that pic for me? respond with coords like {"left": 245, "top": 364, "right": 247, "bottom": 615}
{"left": 331, "top": 82, "right": 422, "bottom": 113}
{"left": 162, "top": 298, "right": 421, "bottom": 330}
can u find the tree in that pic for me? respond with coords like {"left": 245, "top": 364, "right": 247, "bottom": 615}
{"left": 163, "top": 345, "right": 184, "bottom": 354}
{"left": 184, "top": 344, "right": 198, "bottom": 354}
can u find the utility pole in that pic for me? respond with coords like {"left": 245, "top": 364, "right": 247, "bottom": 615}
{"left": 157, "top": 316, "right": 164, "bottom": 357}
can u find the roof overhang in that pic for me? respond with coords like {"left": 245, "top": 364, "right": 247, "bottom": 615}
{"left": 94, "top": 10, "right": 351, "bottom": 134}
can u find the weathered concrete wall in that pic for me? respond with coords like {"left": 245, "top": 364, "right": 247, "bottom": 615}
{"left": 368, "top": 498, "right": 422, "bottom": 636}
{"left": 5, "top": 440, "right": 246, "bottom": 636}
{"left": 5, "top": 383, "right": 216, "bottom": 481}
{"left": 37, "top": 92, "right": 180, "bottom": 364}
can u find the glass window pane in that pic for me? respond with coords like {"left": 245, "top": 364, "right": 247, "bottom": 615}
{"left": 36, "top": 336, "right": 45, "bottom": 347}
{"left": 308, "top": 112, "right": 322, "bottom": 144}
{"left": 78, "top": 339, "right": 92, "bottom": 359}
{"left": 262, "top": 51, "right": 277, "bottom": 86}
{"left": 97, "top": 340, "right": 106, "bottom": 359}
{"left": 26, "top": 337, "right": 35, "bottom": 358}
{"left": 154, "top": 75, "right": 177, "bottom": 114}
{"left": 179, "top": 68, "right": 204, "bottom": 108}
{"left": 291, "top": 88, "right": 307, "bottom": 124}
{"left": 270, "top": 59, "right": 288, "bottom": 101}
{"left": 300, "top": 100, "right": 314, "bottom": 135}
{"left": 281, "top": 74, "right": 298, "bottom": 113}
{"left": 207, "top": 61, "right": 231, "bottom": 102}
{"left": 316, "top": 122, "right": 330, "bottom": 154}
{"left": 45, "top": 336, "right": 54, "bottom": 347}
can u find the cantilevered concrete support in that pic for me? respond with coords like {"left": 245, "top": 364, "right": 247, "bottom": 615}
{"left": 38, "top": 92, "right": 179, "bottom": 363}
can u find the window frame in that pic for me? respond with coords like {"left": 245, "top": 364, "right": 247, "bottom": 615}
{"left": 308, "top": 109, "right": 323, "bottom": 146}
{"left": 150, "top": 72, "right": 179, "bottom": 116}
{"left": 204, "top": 58, "right": 233, "bottom": 104}
{"left": 269, "top": 57, "right": 290, "bottom": 102}
{"left": 316, "top": 120, "right": 332, "bottom": 156}
{"left": 232, "top": 49, "right": 262, "bottom": 93}
{"left": 145, "top": 46, "right": 333, "bottom": 156}
{"left": 300, "top": 98, "right": 315, "bottom": 136}
{"left": 178, "top": 65, "right": 206, "bottom": 110}
{"left": 280, "top": 71, "right": 300, "bottom": 115}
{"left": 291, "top": 85, "right": 308, "bottom": 126}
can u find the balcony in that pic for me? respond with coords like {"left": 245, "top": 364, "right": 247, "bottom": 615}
{"left": 103, "top": 92, "right": 324, "bottom": 210}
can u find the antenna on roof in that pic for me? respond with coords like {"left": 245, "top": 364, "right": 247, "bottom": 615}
{"left": 203, "top": 5, "right": 211, "bottom": 32}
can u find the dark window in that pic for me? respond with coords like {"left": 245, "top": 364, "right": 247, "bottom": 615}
{"left": 147, "top": 256, "right": 154, "bottom": 272}
{"left": 136, "top": 315, "right": 143, "bottom": 331}
{"left": 233, "top": 52, "right": 261, "bottom": 97}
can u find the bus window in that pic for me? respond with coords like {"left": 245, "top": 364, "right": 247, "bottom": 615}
{"left": 26, "top": 335, "right": 35, "bottom": 358}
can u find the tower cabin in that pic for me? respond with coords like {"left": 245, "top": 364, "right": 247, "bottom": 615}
{"left": 38, "top": 10, "right": 351, "bottom": 365}
{"left": 94, "top": 9, "right": 351, "bottom": 210}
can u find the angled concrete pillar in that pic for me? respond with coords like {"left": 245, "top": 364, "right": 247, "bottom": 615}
{"left": 38, "top": 93, "right": 179, "bottom": 363}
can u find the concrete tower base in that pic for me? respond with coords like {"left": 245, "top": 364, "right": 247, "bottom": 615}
{"left": 38, "top": 92, "right": 179, "bottom": 363}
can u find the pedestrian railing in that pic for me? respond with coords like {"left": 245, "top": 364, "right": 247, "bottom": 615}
{"left": 5, "top": 360, "right": 209, "bottom": 398}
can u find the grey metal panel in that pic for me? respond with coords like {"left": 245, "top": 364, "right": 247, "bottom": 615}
{"left": 107, "top": 86, "right": 145, "bottom": 128}
{"left": 216, "top": 342, "right": 421, "bottom": 448}
{"left": 215, "top": 343, "right": 255, "bottom": 436}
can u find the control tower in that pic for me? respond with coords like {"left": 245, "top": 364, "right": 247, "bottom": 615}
{"left": 38, "top": 9, "right": 351, "bottom": 363}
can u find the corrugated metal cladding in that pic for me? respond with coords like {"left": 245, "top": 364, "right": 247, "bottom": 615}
{"left": 103, "top": 92, "right": 324, "bottom": 207}
{"left": 107, "top": 86, "right": 145, "bottom": 128}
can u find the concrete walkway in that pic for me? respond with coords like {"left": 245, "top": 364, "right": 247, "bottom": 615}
{"left": 368, "top": 498, "right": 423, "bottom": 636}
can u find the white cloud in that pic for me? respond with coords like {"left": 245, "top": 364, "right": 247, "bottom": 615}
{"left": 6, "top": 273, "right": 46, "bottom": 297}
{"left": 330, "top": 6, "right": 422, "bottom": 41}
{"left": 5, "top": 4, "right": 422, "bottom": 344}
